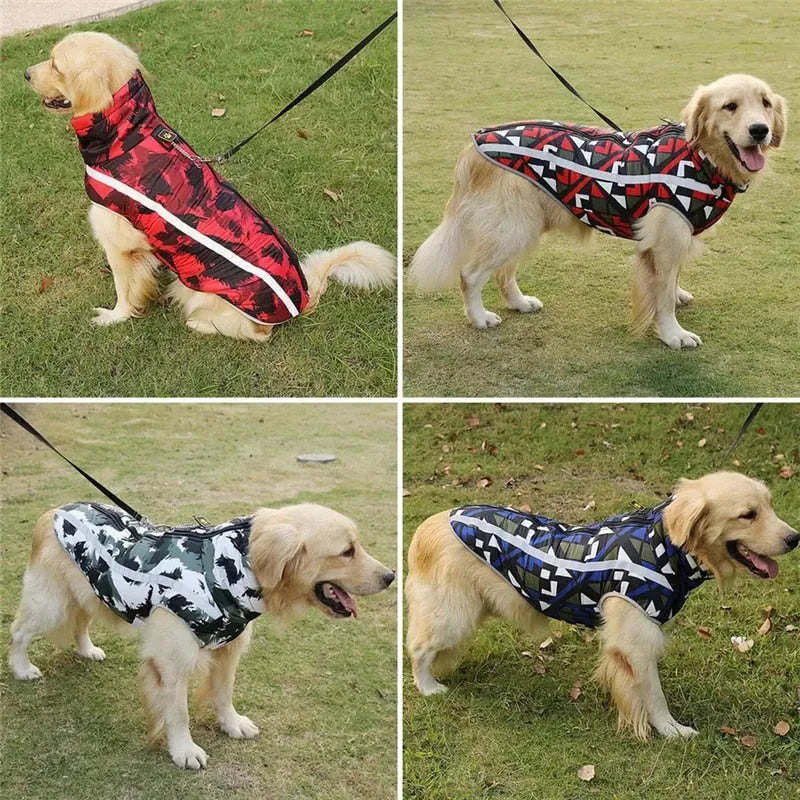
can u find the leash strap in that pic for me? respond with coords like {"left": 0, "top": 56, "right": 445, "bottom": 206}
{"left": 492, "top": 0, "right": 622, "bottom": 131}
{"left": 0, "top": 403, "right": 143, "bottom": 521}
{"left": 722, "top": 403, "right": 764, "bottom": 463}
{"left": 206, "top": 11, "right": 397, "bottom": 164}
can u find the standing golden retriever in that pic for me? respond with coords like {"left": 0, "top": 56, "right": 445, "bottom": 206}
{"left": 409, "top": 75, "right": 787, "bottom": 349}
{"left": 9, "top": 502, "right": 395, "bottom": 769}
{"left": 24, "top": 32, "right": 394, "bottom": 341}
{"left": 406, "top": 472, "right": 798, "bottom": 738}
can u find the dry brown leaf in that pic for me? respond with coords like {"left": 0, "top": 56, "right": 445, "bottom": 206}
{"left": 737, "top": 638, "right": 754, "bottom": 653}
{"left": 583, "top": 500, "right": 596, "bottom": 511}
{"left": 534, "top": 662, "right": 546, "bottom": 675}
{"left": 38, "top": 276, "right": 54, "bottom": 294}
{"left": 467, "top": 415, "right": 480, "bottom": 428}
{"left": 533, "top": 464, "right": 545, "bottom": 471}
{"left": 568, "top": 684, "right": 582, "bottom": 701}
{"left": 785, "top": 624, "right": 797, "bottom": 632}
{"left": 697, "top": 626, "right": 712, "bottom": 640}
{"left": 758, "top": 617, "right": 772, "bottom": 636}
{"left": 685, "top": 412, "right": 695, "bottom": 422}
{"left": 779, "top": 465, "right": 794, "bottom": 479}
{"left": 552, "top": 630, "right": 563, "bottom": 640}
{"left": 301, "top": 28, "right": 314, "bottom": 36}
{"left": 322, "top": 188, "right": 342, "bottom": 202}
{"left": 476, "top": 477, "right": 492, "bottom": 488}
{"left": 211, "top": 107, "right": 226, "bottom": 117}
{"left": 577, "top": 764, "right": 595, "bottom": 782}
{"left": 296, "top": 128, "right": 311, "bottom": 139}
{"left": 698, "top": 438, "right": 707, "bottom": 448}
{"left": 575, "top": 449, "right": 586, "bottom": 456}
{"left": 539, "top": 637, "right": 553, "bottom": 650}
{"left": 740, "top": 735, "right": 756, "bottom": 748}
{"left": 517, "top": 504, "right": 532, "bottom": 513}
{"left": 720, "top": 725, "right": 737, "bottom": 736}
{"left": 521, "top": 650, "right": 533, "bottom": 659}
{"left": 774, "top": 720, "right": 790, "bottom": 736}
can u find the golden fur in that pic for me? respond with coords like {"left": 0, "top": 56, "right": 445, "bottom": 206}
{"left": 406, "top": 472, "right": 798, "bottom": 739}
{"left": 9, "top": 502, "right": 394, "bottom": 769}
{"left": 409, "top": 75, "right": 787, "bottom": 349}
{"left": 26, "top": 32, "right": 394, "bottom": 341}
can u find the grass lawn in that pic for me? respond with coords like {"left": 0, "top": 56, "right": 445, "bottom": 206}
{"left": 0, "top": 0, "right": 396, "bottom": 398}
{"left": 403, "top": 402, "right": 800, "bottom": 800}
{"left": 402, "top": 0, "right": 800, "bottom": 397}
{"left": 0, "top": 402, "right": 397, "bottom": 800}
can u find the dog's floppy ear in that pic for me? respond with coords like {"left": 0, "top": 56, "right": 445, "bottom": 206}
{"left": 681, "top": 85, "right": 710, "bottom": 143}
{"left": 248, "top": 517, "right": 305, "bottom": 593}
{"left": 67, "top": 67, "right": 114, "bottom": 114}
{"left": 664, "top": 479, "right": 708, "bottom": 551}
{"left": 770, "top": 93, "right": 788, "bottom": 149}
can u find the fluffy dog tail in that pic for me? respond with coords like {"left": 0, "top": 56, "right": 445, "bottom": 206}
{"left": 301, "top": 241, "right": 395, "bottom": 308}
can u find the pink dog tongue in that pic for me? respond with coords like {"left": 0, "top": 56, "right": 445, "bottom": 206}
{"left": 749, "top": 551, "right": 779, "bottom": 578}
{"left": 738, "top": 144, "right": 765, "bottom": 172}
{"left": 331, "top": 585, "right": 358, "bottom": 617}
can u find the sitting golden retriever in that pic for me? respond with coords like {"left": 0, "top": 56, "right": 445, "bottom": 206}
{"left": 409, "top": 75, "right": 787, "bottom": 349}
{"left": 406, "top": 472, "right": 798, "bottom": 738}
{"left": 25, "top": 32, "right": 394, "bottom": 341}
{"left": 9, "top": 502, "right": 395, "bottom": 769}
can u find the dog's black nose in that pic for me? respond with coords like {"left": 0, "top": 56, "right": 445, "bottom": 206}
{"left": 785, "top": 531, "right": 800, "bottom": 551}
{"left": 383, "top": 570, "right": 396, "bottom": 587}
{"left": 23, "top": 68, "right": 31, "bottom": 82}
{"left": 749, "top": 123, "right": 769, "bottom": 142}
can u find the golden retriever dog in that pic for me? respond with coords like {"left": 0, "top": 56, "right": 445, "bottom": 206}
{"left": 9, "top": 502, "right": 395, "bottom": 769}
{"left": 409, "top": 75, "right": 787, "bottom": 349}
{"left": 24, "top": 32, "right": 394, "bottom": 341}
{"left": 406, "top": 472, "right": 798, "bottom": 738}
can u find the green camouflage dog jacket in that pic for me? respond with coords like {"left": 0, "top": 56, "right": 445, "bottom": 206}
{"left": 53, "top": 502, "right": 263, "bottom": 648}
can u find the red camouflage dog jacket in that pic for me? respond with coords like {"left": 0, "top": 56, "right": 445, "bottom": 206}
{"left": 71, "top": 71, "right": 308, "bottom": 325}
{"left": 473, "top": 121, "right": 747, "bottom": 239}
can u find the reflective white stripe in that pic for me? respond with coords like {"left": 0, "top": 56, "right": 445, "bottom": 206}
{"left": 85, "top": 165, "right": 299, "bottom": 318}
{"left": 55, "top": 509, "right": 223, "bottom": 619}
{"left": 474, "top": 141, "right": 722, "bottom": 196}
{"left": 450, "top": 511, "right": 672, "bottom": 590}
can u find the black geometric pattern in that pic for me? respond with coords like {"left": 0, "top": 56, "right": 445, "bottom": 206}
{"left": 449, "top": 500, "right": 711, "bottom": 628}
{"left": 54, "top": 502, "right": 263, "bottom": 648}
{"left": 473, "top": 121, "right": 747, "bottom": 239}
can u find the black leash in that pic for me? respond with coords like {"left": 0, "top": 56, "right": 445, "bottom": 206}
{"left": 492, "top": 0, "right": 622, "bottom": 131}
{"left": 203, "top": 11, "right": 396, "bottom": 164}
{"left": 722, "top": 403, "right": 764, "bottom": 463}
{"left": 0, "top": 403, "right": 143, "bottom": 521}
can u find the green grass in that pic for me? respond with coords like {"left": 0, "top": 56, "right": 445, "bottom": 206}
{"left": 0, "top": 0, "right": 396, "bottom": 398}
{"left": 402, "top": 0, "right": 800, "bottom": 397}
{"left": 403, "top": 402, "right": 800, "bottom": 800}
{"left": 0, "top": 403, "right": 397, "bottom": 800}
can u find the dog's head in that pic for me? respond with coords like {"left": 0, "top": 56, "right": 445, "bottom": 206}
{"left": 664, "top": 471, "right": 798, "bottom": 583}
{"left": 247, "top": 503, "right": 395, "bottom": 621}
{"left": 681, "top": 74, "right": 787, "bottom": 185}
{"left": 24, "top": 32, "right": 141, "bottom": 117}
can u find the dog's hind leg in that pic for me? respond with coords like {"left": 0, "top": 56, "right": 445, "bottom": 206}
{"left": 596, "top": 597, "right": 698, "bottom": 740}
{"left": 89, "top": 204, "right": 159, "bottom": 326}
{"left": 198, "top": 625, "right": 259, "bottom": 739}
{"left": 140, "top": 610, "right": 207, "bottom": 770}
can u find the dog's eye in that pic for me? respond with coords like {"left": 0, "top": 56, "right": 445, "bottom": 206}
{"left": 723, "top": 102, "right": 738, "bottom": 112}
{"left": 50, "top": 59, "right": 61, "bottom": 75}
{"left": 341, "top": 546, "right": 355, "bottom": 558}
{"left": 739, "top": 509, "right": 757, "bottom": 521}
{"left": 762, "top": 97, "right": 772, "bottom": 109}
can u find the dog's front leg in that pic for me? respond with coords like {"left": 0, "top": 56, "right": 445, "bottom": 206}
{"left": 201, "top": 625, "right": 260, "bottom": 739}
{"left": 597, "top": 597, "right": 698, "bottom": 739}
{"left": 140, "top": 611, "right": 207, "bottom": 769}
{"left": 88, "top": 204, "right": 158, "bottom": 326}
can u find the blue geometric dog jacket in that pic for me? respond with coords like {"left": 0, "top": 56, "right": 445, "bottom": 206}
{"left": 449, "top": 500, "right": 711, "bottom": 627}
{"left": 53, "top": 502, "right": 264, "bottom": 648}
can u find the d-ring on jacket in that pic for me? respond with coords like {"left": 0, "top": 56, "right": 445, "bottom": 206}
{"left": 71, "top": 71, "right": 308, "bottom": 325}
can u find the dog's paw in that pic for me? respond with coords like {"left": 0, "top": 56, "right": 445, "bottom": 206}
{"left": 660, "top": 327, "right": 702, "bottom": 350}
{"left": 418, "top": 681, "right": 449, "bottom": 696}
{"left": 676, "top": 287, "right": 694, "bottom": 307}
{"left": 185, "top": 318, "right": 219, "bottom": 336}
{"left": 92, "top": 307, "right": 131, "bottom": 327}
{"left": 657, "top": 719, "right": 699, "bottom": 739}
{"left": 77, "top": 645, "right": 106, "bottom": 662}
{"left": 471, "top": 310, "right": 502, "bottom": 329}
{"left": 170, "top": 741, "right": 208, "bottom": 770}
{"left": 13, "top": 663, "right": 42, "bottom": 681}
{"left": 509, "top": 295, "right": 543, "bottom": 314}
{"left": 220, "top": 713, "right": 260, "bottom": 739}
